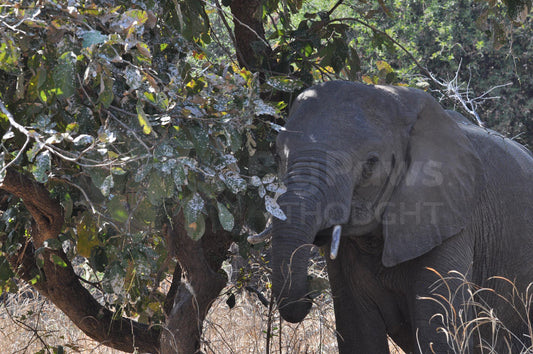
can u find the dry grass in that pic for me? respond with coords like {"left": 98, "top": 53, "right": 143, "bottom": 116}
{"left": 2, "top": 268, "right": 531, "bottom": 353}
{"left": 202, "top": 289, "right": 338, "bottom": 353}
{"left": 0, "top": 249, "right": 406, "bottom": 354}
{"left": 0, "top": 284, "right": 339, "bottom": 353}
{"left": 0, "top": 283, "right": 119, "bottom": 353}
{"left": 0, "top": 284, "right": 405, "bottom": 353}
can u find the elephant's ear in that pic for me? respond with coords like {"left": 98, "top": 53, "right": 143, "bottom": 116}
{"left": 382, "top": 96, "right": 485, "bottom": 267}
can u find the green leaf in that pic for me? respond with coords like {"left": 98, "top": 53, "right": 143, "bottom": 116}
{"left": 51, "top": 52, "right": 76, "bottom": 98}
{"left": 154, "top": 142, "right": 175, "bottom": 160}
{"left": 265, "top": 195, "right": 286, "bottom": 220}
{"left": 147, "top": 171, "right": 174, "bottom": 206}
{"left": 26, "top": 141, "right": 44, "bottom": 162}
{"left": 76, "top": 214, "right": 99, "bottom": 258}
{"left": 184, "top": 193, "right": 205, "bottom": 225}
{"left": 253, "top": 99, "right": 277, "bottom": 116}
{"left": 217, "top": 202, "right": 234, "bottom": 231}
{"left": 177, "top": 1, "right": 210, "bottom": 40}
{"left": 116, "top": 10, "right": 148, "bottom": 35}
{"left": 50, "top": 254, "right": 67, "bottom": 268}
{"left": 172, "top": 161, "right": 187, "bottom": 189}
{"left": 108, "top": 196, "right": 129, "bottom": 223}
{"left": 0, "top": 256, "right": 14, "bottom": 282}
{"left": 0, "top": 37, "right": 20, "bottom": 73}
{"left": 137, "top": 102, "right": 153, "bottom": 135}
{"left": 81, "top": 30, "right": 108, "bottom": 48}
{"left": 132, "top": 198, "right": 156, "bottom": 226}
{"left": 135, "top": 163, "right": 153, "bottom": 183}
{"left": 100, "top": 175, "right": 114, "bottom": 197}
{"left": 43, "top": 238, "right": 62, "bottom": 250}
{"left": 190, "top": 125, "right": 210, "bottom": 162}
{"left": 173, "top": 128, "right": 195, "bottom": 150}
{"left": 62, "top": 193, "right": 73, "bottom": 220}
{"left": 222, "top": 171, "right": 247, "bottom": 194}
{"left": 102, "top": 262, "right": 126, "bottom": 295}
{"left": 185, "top": 213, "right": 205, "bottom": 240}
{"left": 98, "top": 76, "right": 114, "bottom": 108}
{"left": 31, "top": 151, "right": 51, "bottom": 183}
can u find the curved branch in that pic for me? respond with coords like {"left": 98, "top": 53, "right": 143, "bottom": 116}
{"left": 0, "top": 168, "right": 161, "bottom": 353}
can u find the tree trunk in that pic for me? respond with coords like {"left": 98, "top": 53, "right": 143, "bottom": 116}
{"left": 160, "top": 214, "right": 232, "bottom": 353}
{"left": 229, "top": 0, "right": 273, "bottom": 71}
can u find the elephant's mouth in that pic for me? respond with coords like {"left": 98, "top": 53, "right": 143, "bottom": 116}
{"left": 313, "top": 218, "right": 381, "bottom": 246}
{"left": 313, "top": 227, "right": 333, "bottom": 247}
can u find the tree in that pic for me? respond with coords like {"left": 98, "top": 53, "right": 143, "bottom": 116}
{"left": 1, "top": 0, "right": 531, "bottom": 352}
{"left": 0, "top": 1, "right": 277, "bottom": 351}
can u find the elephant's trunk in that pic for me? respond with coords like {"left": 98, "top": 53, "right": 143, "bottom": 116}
{"left": 271, "top": 212, "right": 317, "bottom": 323}
{"left": 271, "top": 154, "right": 353, "bottom": 322}
{"left": 271, "top": 177, "right": 326, "bottom": 323}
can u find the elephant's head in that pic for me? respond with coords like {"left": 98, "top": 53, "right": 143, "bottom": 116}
{"left": 272, "top": 81, "right": 484, "bottom": 323}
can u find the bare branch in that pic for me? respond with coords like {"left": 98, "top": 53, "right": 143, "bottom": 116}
{"left": 328, "top": 0, "right": 345, "bottom": 17}
{"left": 429, "top": 60, "right": 512, "bottom": 126}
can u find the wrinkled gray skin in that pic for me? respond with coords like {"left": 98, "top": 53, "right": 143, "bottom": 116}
{"left": 272, "top": 81, "right": 533, "bottom": 353}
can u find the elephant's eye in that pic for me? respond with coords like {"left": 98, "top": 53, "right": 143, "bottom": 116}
{"left": 362, "top": 156, "right": 379, "bottom": 180}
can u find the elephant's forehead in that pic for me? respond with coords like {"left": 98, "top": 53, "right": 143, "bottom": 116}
{"left": 282, "top": 107, "right": 388, "bottom": 142}
{"left": 290, "top": 93, "right": 395, "bottom": 130}
{"left": 277, "top": 119, "right": 388, "bottom": 158}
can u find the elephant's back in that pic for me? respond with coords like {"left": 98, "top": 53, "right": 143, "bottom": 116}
{"left": 458, "top": 121, "right": 533, "bottom": 179}
{"left": 461, "top": 119, "right": 533, "bottom": 275}
{"left": 461, "top": 121, "right": 533, "bottom": 318}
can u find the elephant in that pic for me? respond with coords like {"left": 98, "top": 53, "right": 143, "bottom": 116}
{"left": 270, "top": 80, "right": 533, "bottom": 353}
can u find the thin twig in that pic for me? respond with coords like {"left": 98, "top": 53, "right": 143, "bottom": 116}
{"left": 330, "top": 17, "right": 432, "bottom": 78}
{"left": 106, "top": 109, "right": 152, "bottom": 154}
{"left": 212, "top": 0, "right": 239, "bottom": 58}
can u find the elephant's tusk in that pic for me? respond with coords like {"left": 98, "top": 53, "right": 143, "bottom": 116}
{"left": 247, "top": 225, "right": 273, "bottom": 244}
{"left": 330, "top": 225, "right": 342, "bottom": 260}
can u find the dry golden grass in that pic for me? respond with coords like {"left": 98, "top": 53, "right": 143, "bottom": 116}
{"left": 0, "top": 283, "right": 119, "bottom": 353}
{"left": 0, "top": 283, "right": 406, "bottom": 353}
{"left": 0, "top": 285, "right": 338, "bottom": 353}
{"left": 2, "top": 268, "right": 530, "bottom": 353}
{"left": 203, "top": 289, "right": 338, "bottom": 353}
{"left": 0, "top": 247, "right": 407, "bottom": 354}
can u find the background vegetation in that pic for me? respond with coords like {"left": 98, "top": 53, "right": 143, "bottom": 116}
{"left": 0, "top": 0, "right": 531, "bottom": 352}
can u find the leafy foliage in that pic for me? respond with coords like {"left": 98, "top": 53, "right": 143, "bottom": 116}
{"left": 0, "top": 0, "right": 282, "bottom": 325}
